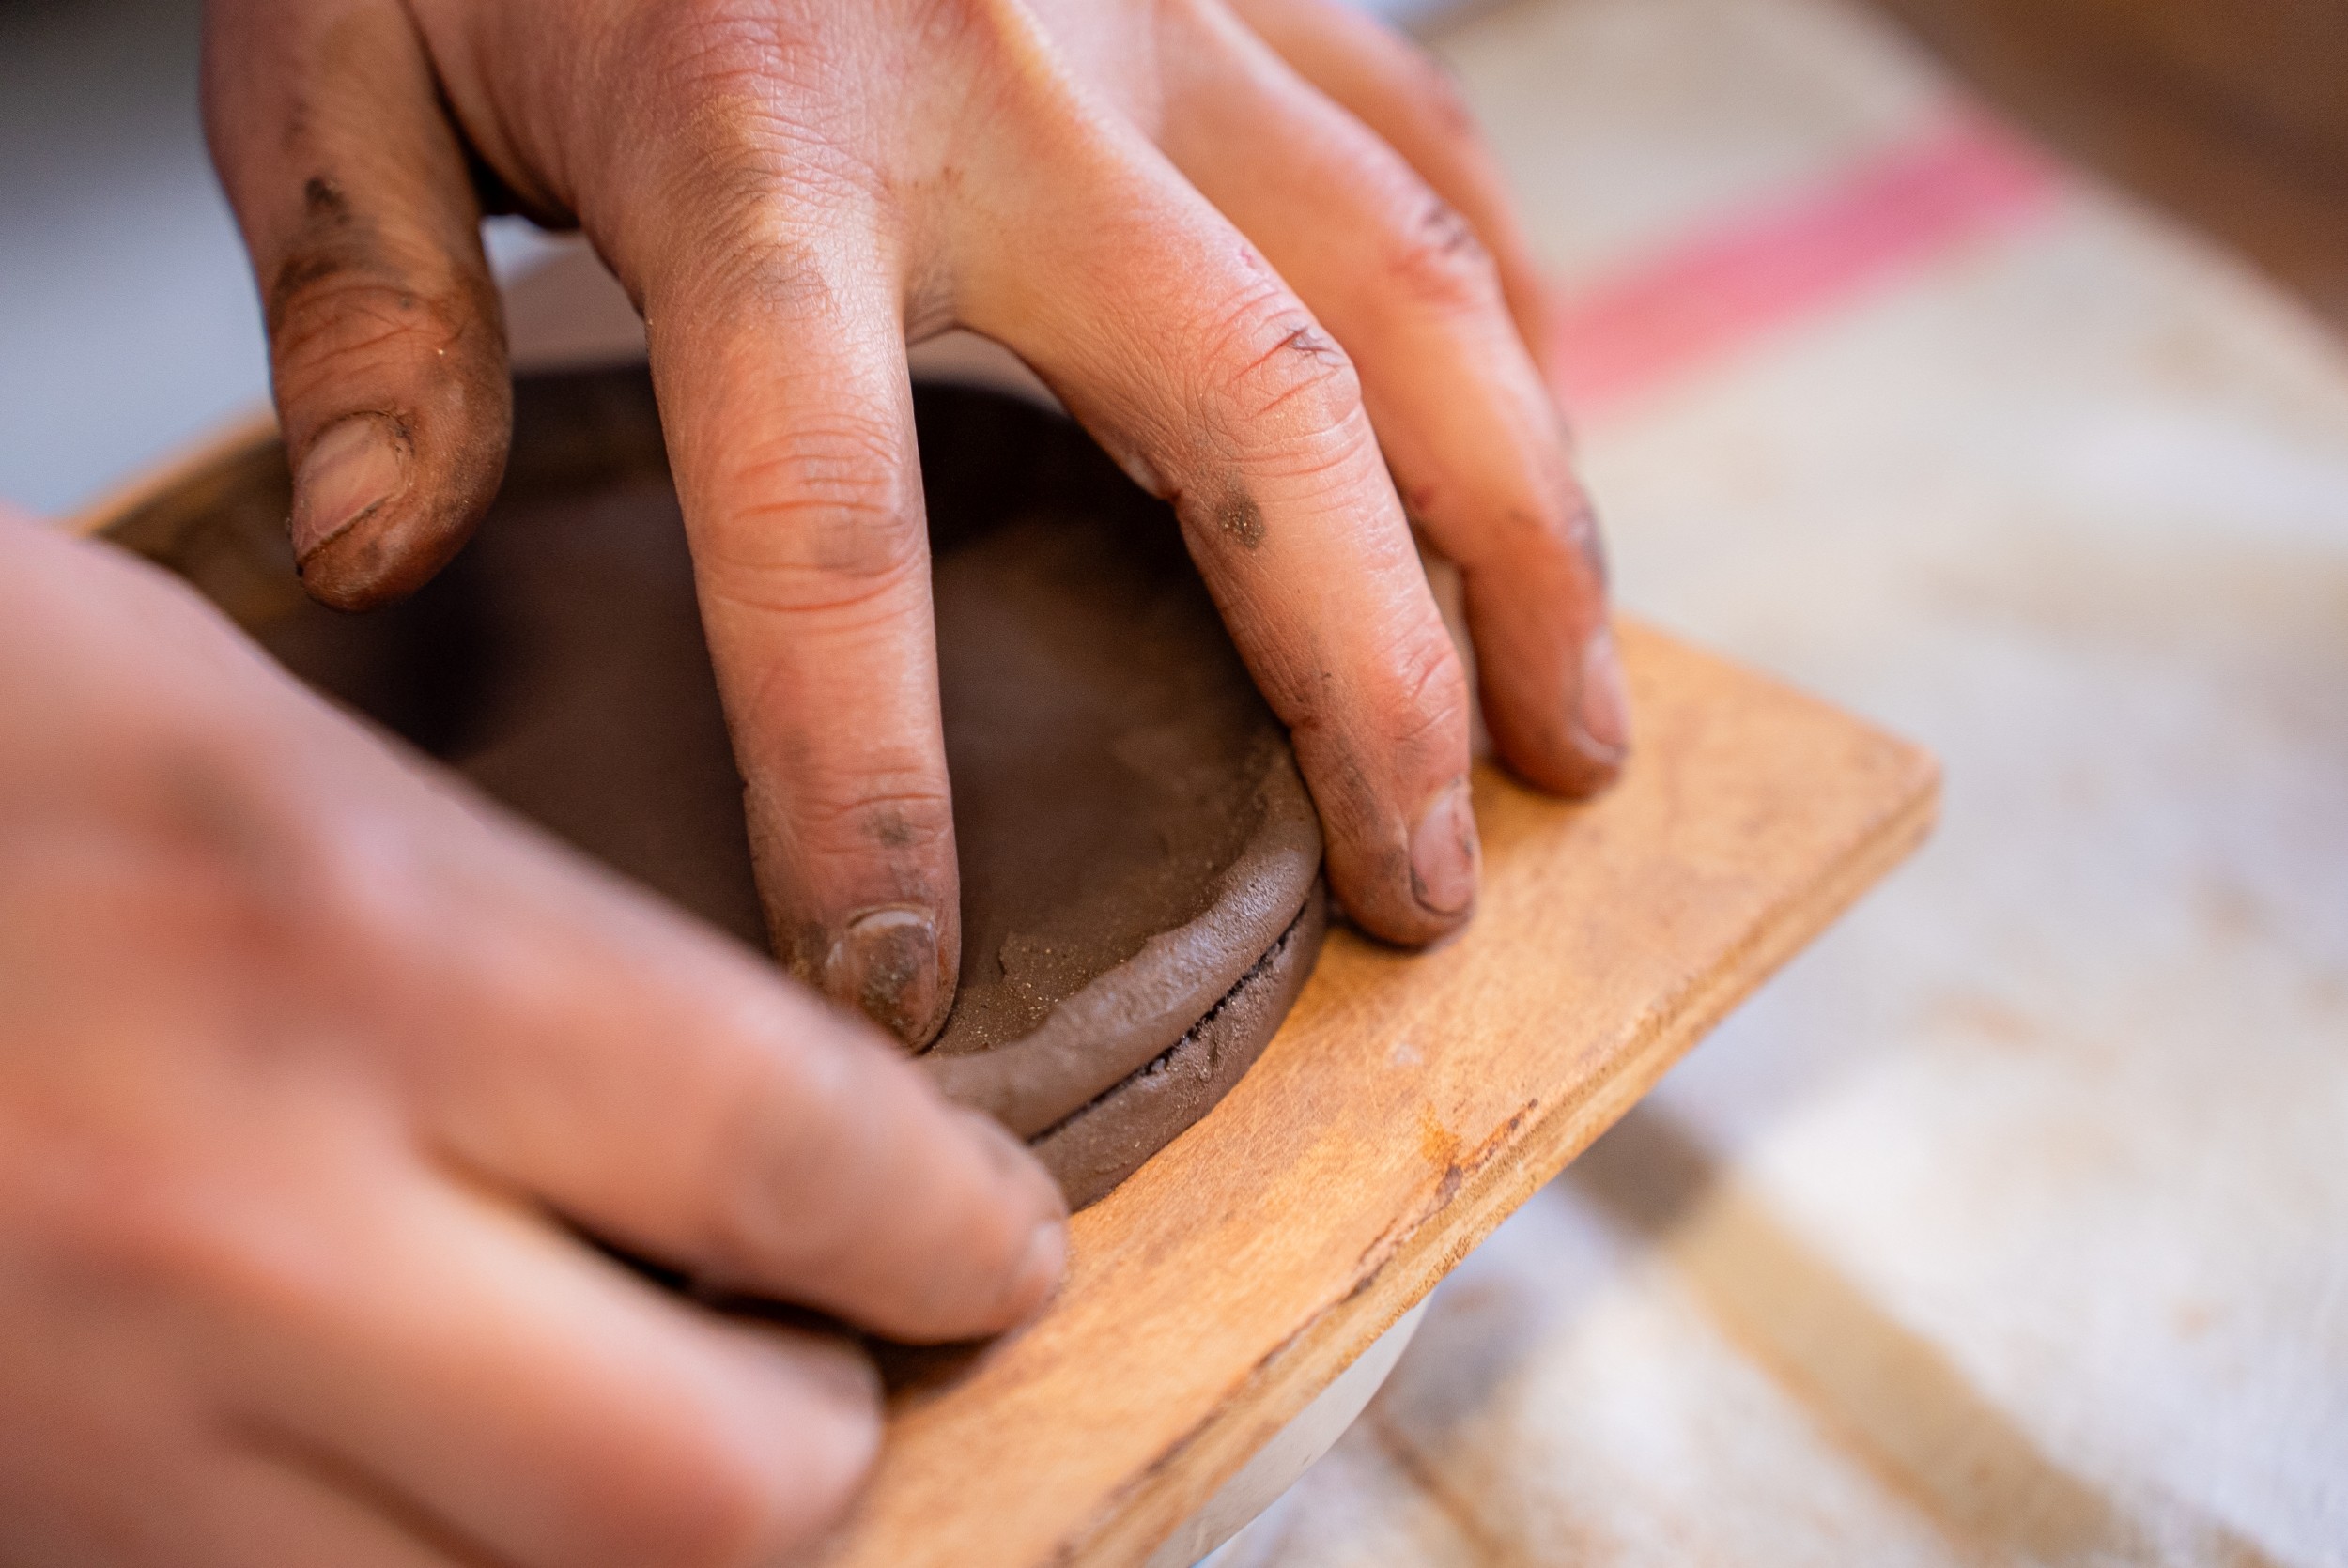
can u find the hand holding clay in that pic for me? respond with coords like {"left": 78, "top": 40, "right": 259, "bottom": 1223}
{"left": 0, "top": 512, "right": 1066, "bottom": 1565}
{"left": 201, "top": 0, "right": 1628, "bottom": 1045}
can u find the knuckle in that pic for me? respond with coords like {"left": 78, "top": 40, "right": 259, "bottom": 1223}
{"left": 699, "top": 419, "right": 924, "bottom": 613}
{"left": 1276, "top": 617, "right": 1467, "bottom": 792}
{"left": 265, "top": 173, "right": 492, "bottom": 387}
{"left": 1196, "top": 287, "right": 1366, "bottom": 447}
{"left": 1380, "top": 192, "right": 1501, "bottom": 316}
{"left": 616, "top": 0, "right": 901, "bottom": 212}
{"left": 1382, "top": 615, "right": 1472, "bottom": 757}
{"left": 19, "top": 1118, "right": 351, "bottom": 1339}
{"left": 267, "top": 266, "right": 487, "bottom": 397}
{"left": 120, "top": 739, "right": 346, "bottom": 961}
{"left": 799, "top": 781, "right": 956, "bottom": 866}
{"left": 1497, "top": 477, "right": 1606, "bottom": 584}
{"left": 628, "top": 0, "right": 786, "bottom": 115}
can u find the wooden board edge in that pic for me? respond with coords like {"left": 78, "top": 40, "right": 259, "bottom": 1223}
{"left": 1068, "top": 746, "right": 1943, "bottom": 1567}
{"left": 65, "top": 407, "right": 280, "bottom": 541}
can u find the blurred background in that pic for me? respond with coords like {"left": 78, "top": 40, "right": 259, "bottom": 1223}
{"left": 7, "top": 0, "right": 2346, "bottom": 1563}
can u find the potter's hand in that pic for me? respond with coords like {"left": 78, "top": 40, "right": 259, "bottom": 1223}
{"left": 203, "top": 0, "right": 1625, "bottom": 1044}
{"left": 0, "top": 513, "right": 1066, "bottom": 1566}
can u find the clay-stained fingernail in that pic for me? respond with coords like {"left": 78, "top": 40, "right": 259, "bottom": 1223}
{"left": 1408, "top": 777, "right": 1480, "bottom": 919}
{"left": 823, "top": 906, "right": 943, "bottom": 1045}
{"left": 291, "top": 414, "right": 408, "bottom": 561}
{"left": 1576, "top": 624, "right": 1631, "bottom": 761}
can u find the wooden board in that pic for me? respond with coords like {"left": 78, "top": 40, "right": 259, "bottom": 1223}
{"left": 812, "top": 623, "right": 1937, "bottom": 1567}
{"left": 1866, "top": 0, "right": 2348, "bottom": 327}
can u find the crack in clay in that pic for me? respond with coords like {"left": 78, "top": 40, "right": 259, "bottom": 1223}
{"left": 1029, "top": 887, "right": 1316, "bottom": 1143}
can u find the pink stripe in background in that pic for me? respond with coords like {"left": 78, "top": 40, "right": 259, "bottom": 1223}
{"left": 1545, "top": 115, "right": 2062, "bottom": 415}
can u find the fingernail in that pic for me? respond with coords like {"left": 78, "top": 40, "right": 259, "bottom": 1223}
{"left": 823, "top": 906, "right": 943, "bottom": 1045}
{"left": 1008, "top": 1218, "right": 1069, "bottom": 1317}
{"left": 788, "top": 1330, "right": 884, "bottom": 1413}
{"left": 1576, "top": 624, "right": 1631, "bottom": 760}
{"left": 1408, "top": 777, "right": 1480, "bottom": 918}
{"left": 291, "top": 414, "right": 409, "bottom": 560}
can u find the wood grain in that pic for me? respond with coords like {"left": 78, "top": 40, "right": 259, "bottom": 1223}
{"left": 813, "top": 623, "right": 1938, "bottom": 1568}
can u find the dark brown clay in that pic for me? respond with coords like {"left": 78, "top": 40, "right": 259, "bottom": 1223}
{"left": 100, "top": 367, "right": 1326, "bottom": 1209}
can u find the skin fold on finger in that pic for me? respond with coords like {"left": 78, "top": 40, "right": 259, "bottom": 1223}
{"left": 202, "top": 0, "right": 511, "bottom": 607}
{"left": 1153, "top": 0, "right": 1627, "bottom": 795}
{"left": 1222, "top": 0, "right": 1559, "bottom": 378}
{"left": 609, "top": 190, "right": 962, "bottom": 1048}
{"left": 942, "top": 59, "right": 1477, "bottom": 945}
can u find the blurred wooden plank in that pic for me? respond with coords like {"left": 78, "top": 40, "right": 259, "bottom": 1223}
{"left": 814, "top": 623, "right": 1938, "bottom": 1567}
{"left": 1866, "top": 0, "right": 2348, "bottom": 328}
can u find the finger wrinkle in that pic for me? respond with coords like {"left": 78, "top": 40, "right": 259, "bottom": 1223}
{"left": 1279, "top": 323, "right": 1345, "bottom": 364}
{"left": 792, "top": 792, "right": 955, "bottom": 855}
{"left": 266, "top": 234, "right": 493, "bottom": 401}
{"left": 1221, "top": 310, "right": 1352, "bottom": 390}
{"left": 1246, "top": 358, "right": 1362, "bottom": 439}
{"left": 1414, "top": 193, "right": 1478, "bottom": 257}
{"left": 273, "top": 304, "right": 458, "bottom": 378}
{"left": 741, "top": 776, "right": 953, "bottom": 853}
{"left": 1383, "top": 627, "right": 1472, "bottom": 758}
{"left": 697, "top": 547, "right": 928, "bottom": 629}
{"left": 264, "top": 168, "right": 385, "bottom": 331}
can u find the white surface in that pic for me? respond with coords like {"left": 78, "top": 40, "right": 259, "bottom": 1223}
{"left": 1217, "top": 1, "right": 2348, "bottom": 1563}
{"left": 1150, "top": 1303, "right": 1429, "bottom": 1568}
{"left": 0, "top": 0, "right": 263, "bottom": 515}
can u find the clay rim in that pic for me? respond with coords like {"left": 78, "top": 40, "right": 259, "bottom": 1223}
{"left": 921, "top": 741, "right": 1321, "bottom": 1139}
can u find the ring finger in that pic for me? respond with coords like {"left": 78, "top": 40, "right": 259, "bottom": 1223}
{"left": 947, "top": 59, "right": 1480, "bottom": 945}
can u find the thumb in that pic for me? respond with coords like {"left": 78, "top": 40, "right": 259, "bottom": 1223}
{"left": 204, "top": 0, "right": 511, "bottom": 607}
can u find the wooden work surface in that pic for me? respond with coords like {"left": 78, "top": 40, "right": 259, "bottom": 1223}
{"left": 814, "top": 622, "right": 1937, "bottom": 1568}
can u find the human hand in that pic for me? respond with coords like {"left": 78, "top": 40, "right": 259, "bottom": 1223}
{"left": 0, "top": 513, "right": 1066, "bottom": 1567}
{"left": 201, "top": 0, "right": 1627, "bottom": 1045}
